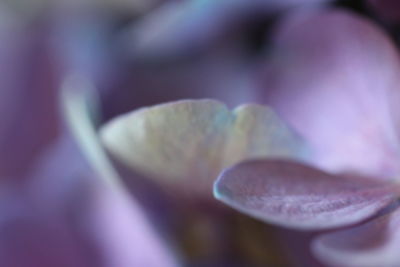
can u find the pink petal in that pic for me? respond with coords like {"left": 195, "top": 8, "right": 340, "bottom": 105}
{"left": 258, "top": 9, "right": 400, "bottom": 178}
{"left": 214, "top": 160, "right": 400, "bottom": 230}
{"left": 312, "top": 206, "right": 400, "bottom": 267}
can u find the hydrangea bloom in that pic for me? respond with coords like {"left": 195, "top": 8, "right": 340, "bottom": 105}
{"left": 101, "top": 3, "right": 400, "bottom": 267}
{"left": 214, "top": 7, "right": 400, "bottom": 267}
{"left": 4, "top": 0, "right": 400, "bottom": 266}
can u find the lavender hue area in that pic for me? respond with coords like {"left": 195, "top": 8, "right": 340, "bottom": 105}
{"left": 2, "top": 0, "right": 400, "bottom": 266}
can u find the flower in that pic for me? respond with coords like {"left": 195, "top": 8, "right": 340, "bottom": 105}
{"left": 100, "top": 3, "right": 400, "bottom": 267}
{"left": 213, "top": 7, "right": 400, "bottom": 267}
{"left": 4, "top": 0, "right": 400, "bottom": 266}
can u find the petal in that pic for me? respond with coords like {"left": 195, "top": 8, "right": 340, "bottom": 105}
{"left": 259, "top": 9, "right": 400, "bottom": 178}
{"left": 123, "top": 0, "right": 334, "bottom": 61}
{"left": 87, "top": 180, "right": 179, "bottom": 267}
{"left": 100, "top": 48, "right": 260, "bottom": 120}
{"left": 312, "top": 205, "right": 400, "bottom": 267}
{"left": 0, "top": 16, "right": 59, "bottom": 179}
{"left": 101, "top": 1, "right": 334, "bottom": 122}
{"left": 0, "top": 168, "right": 94, "bottom": 267}
{"left": 100, "top": 99, "right": 308, "bottom": 198}
{"left": 60, "top": 79, "right": 179, "bottom": 267}
{"left": 214, "top": 160, "right": 400, "bottom": 230}
{"left": 0, "top": 82, "right": 180, "bottom": 267}
{"left": 0, "top": 209, "right": 91, "bottom": 267}
{"left": 18, "top": 133, "right": 179, "bottom": 267}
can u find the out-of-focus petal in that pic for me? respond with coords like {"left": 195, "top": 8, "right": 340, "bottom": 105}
{"left": 102, "top": 0, "right": 335, "bottom": 120}
{"left": 312, "top": 205, "right": 400, "bottom": 267}
{"left": 122, "top": 0, "right": 334, "bottom": 61}
{"left": 100, "top": 46, "right": 259, "bottom": 120}
{"left": 0, "top": 200, "right": 92, "bottom": 267}
{"left": 13, "top": 131, "right": 179, "bottom": 267}
{"left": 100, "top": 99, "right": 308, "bottom": 198}
{"left": 0, "top": 14, "right": 59, "bottom": 179}
{"left": 0, "top": 78, "right": 179, "bottom": 267}
{"left": 4, "top": 0, "right": 163, "bottom": 21}
{"left": 60, "top": 80, "right": 180, "bottom": 267}
{"left": 0, "top": 162, "right": 96, "bottom": 267}
{"left": 87, "top": 180, "right": 179, "bottom": 267}
{"left": 214, "top": 160, "right": 399, "bottom": 230}
{"left": 259, "top": 9, "right": 400, "bottom": 178}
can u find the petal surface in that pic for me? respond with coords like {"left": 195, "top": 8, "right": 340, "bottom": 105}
{"left": 101, "top": 0, "right": 334, "bottom": 122}
{"left": 124, "top": 0, "right": 334, "bottom": 61}
{"left": 0, "top": 14, "right": 59, "bottom": 179}
{"left": 214, "top": 160, "right": 400, "bottom": 230}
{"left": 20, "top": 132, "right": 179, "bottom": 267}
{"left": 259, "top": 9, "right": 400, "bottom": 178}
{"left": 0, "top": 82, "right": 179, "bottom": 267}
{"left": 101, "top": 99, "right": 308, "bottom": 198}
{"left": 87, "top": 180, "right": 179, "bottom": 267}
{"left": 313, "top": 205, "right": 400, "bottom": 267}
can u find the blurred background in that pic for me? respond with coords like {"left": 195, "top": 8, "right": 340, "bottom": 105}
{"left": 1, "top": 0, "right": 400, "bottom": 266}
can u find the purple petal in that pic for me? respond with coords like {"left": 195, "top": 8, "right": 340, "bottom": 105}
{"left": 86, "top": 181, "right": 179, "bottom": 267}
{"left": 101, "top": 1, "right": 334, "bottom": 120}
{"left": 312, "top": 206, "right": 400, "bottom": 267}
{"left": 214, "top": 160, "right": 400, "bottom": 230}
{"left": 100, "top": 47, "right": 259, "bottom": 120}
{"left": 0, "top": 180, "right": 94, "bottom": 267}
{"left": 0, "top": 89, "right": 179, "bottom": 267}
{"left": 7, "top": 133, "right": 180, "bottom": 267}
{"left": 0, "top": 211, "right": 91, "bottom": 267}
{"left": 124, "top": 0, "right": 334, "bottom": 61}
{"left": 258, "top": 9, "right": 400, "bottom": 178}
{"left": 0, "top": 17, "right": 59, "bottom": 179}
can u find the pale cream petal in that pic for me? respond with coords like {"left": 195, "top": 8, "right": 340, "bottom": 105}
{"left": 100, "top": 99, "right": 308, "bottom": 198}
